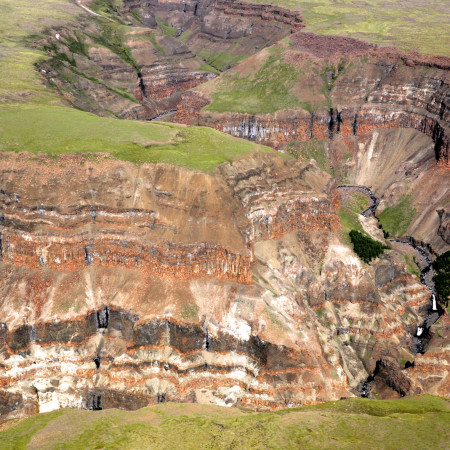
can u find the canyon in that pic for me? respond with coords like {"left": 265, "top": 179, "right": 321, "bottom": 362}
{"left": 0, "top": 0, "right": 449, "bottom": 425}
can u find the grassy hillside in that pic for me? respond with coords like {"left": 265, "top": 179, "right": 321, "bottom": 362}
{"left": 0, "top": 105, "right": 270, "bottom": 172}
{"left": 1, "top": 396, "right": 449, "bottom": 449}
{"left": 0, "top": 0, "right": 271, "bottom": 172}
{"left": 246, "top": 0, "right": 450, "bottom": 57}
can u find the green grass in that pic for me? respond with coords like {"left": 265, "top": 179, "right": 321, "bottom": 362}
{"left": 181, "top": 302, "right": 200, "bottom": 321}
{"left": 1, "top": 396, "right": 448, "bottom": 449}
{"left": 0, "top": 409, "right": 65, "bottom": 449}
{"left": 0, "top": 105, "right": 271, "bottom": 172}
{"left": 242, "top": 0, "right": 450, "bottom": 57}
{"left": 404, "top": 255, "right": 420, "bottom": 278}
{"left": 205, "top": 52, "right": 302, "bottom": 114}
{"left": 0, "top": 0, "right": 79, "bottom": 104}
{"left": 90, "top": 20, "right": 139, "bottom": 71}
{"left": 377, "top": 194, "right": 417, "bottom": 237}
{"left": 286, "top": 139, "right": 328, "bottom": 172}
{"left": 196, "top": 46, "right": 249, "bottom": 73}
{"left": 155, "top": 17, "right": 178, "bottom": 38}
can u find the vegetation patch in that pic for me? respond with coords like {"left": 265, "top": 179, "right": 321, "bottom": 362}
{"left": 404, "top": 254, "right": 420, "bottom": 278}
{"left": 286, "top": 139, "right": 328, "bottom": 172}
{"left": 377, "top": 194, "right": 416, "bottom": 237}
{"left": 90, "top": 20, "right": 139, "bottom": 71}
{"left": 263, "top": 307, "right": 289, "bottom": 330}
{"left": 244, "top": 0, "right": 450, "bottom": 57}
{"left": 196, "top": 45, "right": 248, "bottom": 73}
{"left": 0, "top": 105, "right": 271, "bottom": 173}
{"left": 89, "top": 0, "right": 124, "bottom": 21}
{"left": 433, "top": 250, "right": 450, "bottom": 301}
{"left": 1, "top": 396, "right": 448, "bottom": 448}
{"left": 349, "top": 230, "right": 389, "bottom": 263}
{"left": 181, "top": 302, "right": 200, "bottom": 321}
{"left": 155, "top": 17, "right": 178, "bottom": 38}
{"left": 205, "top": 53, "right": 301, "bottom": 114}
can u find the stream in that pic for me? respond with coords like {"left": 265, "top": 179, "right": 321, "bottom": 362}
{"left": 337, "top": 185, "right": 444, "bottom": 396}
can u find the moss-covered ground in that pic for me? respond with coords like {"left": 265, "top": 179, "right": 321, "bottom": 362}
{"left": 377, "top": 194, "right": 417, "bottom": 237}
{"left": 1, "top": 396, "right": 448, "bottom": 449}
{"left": 204, "top": 47, "right": 303, "bottom": 114}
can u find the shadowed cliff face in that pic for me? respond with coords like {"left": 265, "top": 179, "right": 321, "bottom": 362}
{"left": 0, "top": 151, "right": 441, "bottom": 420}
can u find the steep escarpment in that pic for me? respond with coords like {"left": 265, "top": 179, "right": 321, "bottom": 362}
{"left": 0, "top": 150, "right": 439, "bottom": 420}
{"left": 194, "top": 33, "right": 449, "bottom": 167}
{"left": 122, "top": 0, "right": 303, "bottom": 64}
{"left": 0, "top": 153, "right": 252, "bottom": 282}
{"left": 37, "top": 0, "right": 302, "bottom": 120}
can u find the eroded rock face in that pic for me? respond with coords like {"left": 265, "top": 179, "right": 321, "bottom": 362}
{"left": 194, "top": 33, "right": 450, "bottom": 166}
{"left": 122, "top": 0, "right": 304, "bottom": 51}
{"left": 0, "top": 151, "right": 438, "bottom": 420}
{"left": 38, "top": 0, "right": 302, "bottom": 121}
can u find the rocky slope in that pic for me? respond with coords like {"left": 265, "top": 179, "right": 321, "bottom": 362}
{"left": 37, "top": 0, "right": 302, "bottom": 120}
{"left": 1, "top": 0, "right": 448, "bottom": 425}
{"left": 185, "top": 32, "right": 449, "bottom": 249}
{"left": 193, "top": 33, "right": 449, "bottom": 167}
{"left": 0, "top": 150, "right": 437, "bottom": 420}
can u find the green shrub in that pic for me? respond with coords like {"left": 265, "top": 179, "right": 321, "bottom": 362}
{"left": 433, "top": 251, "right": 450, "bottom": 301}
{"left": 433, "top": 250, "right": 450, "bottom": 273}
{"left": 349, "top": 230, "right": 389, "bottom": 263}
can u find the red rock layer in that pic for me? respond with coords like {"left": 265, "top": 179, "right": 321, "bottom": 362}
{"left": 0, "top": 229, "right": 253, "bottom": 283}
{"left": 187, "top": 34, "right": 450, "bottom": 166}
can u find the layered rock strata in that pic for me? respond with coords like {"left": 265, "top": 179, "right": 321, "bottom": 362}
{"left": 193, "top": 33, "right": 450, "bottom": 166}
{"left": 0, "top": 150, "right": 438, "bottom": 420}
{"left": 39, "top": 0, "right": 302, "bottom": 120}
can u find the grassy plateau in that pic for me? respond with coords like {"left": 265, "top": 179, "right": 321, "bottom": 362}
{"left": 0, "top": 396, "right": 449, "bottom": 449}
{"left": 0, "top": 0, "right": 271, "bottom": 172}
{"left": 245, "top": 0, "right": 450, "bottom": 57}
{"left": 0, "top": 105, "right": 269, "bottom": 172}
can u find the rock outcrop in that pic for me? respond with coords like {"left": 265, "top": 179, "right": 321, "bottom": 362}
{"left": 0, "top": 150, "right": 439, "bottom": 420}
{"left": 193, "top": 33, "right": 449, "bottom": 167}
{"left": 38, "top": 0, "right": 303, "bottom": 120}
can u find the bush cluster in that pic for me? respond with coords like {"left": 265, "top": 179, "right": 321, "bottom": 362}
{"left": 349, "top": 230, "right": 389, "bottom": 263}
{"left": 433, "top": 250, "right": 450, "bottom": 301}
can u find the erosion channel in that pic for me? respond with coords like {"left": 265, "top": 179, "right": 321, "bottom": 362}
{"left": 337, "top": 185, "right": 445, "bottom": 398}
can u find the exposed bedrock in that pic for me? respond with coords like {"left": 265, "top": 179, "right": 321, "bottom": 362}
{"left": 122, "top": 0, "right": 304, "bottom": 47}
{"left": 0, "top": 150, "right": 437, "bottom": 419}
{"left": 0, "top": 243, "right": 432, "bottom": 418}
{"left": 39, "top": 27, "right": 217, "bottom": 120}
{"left": 192, "top": 34, "right": 450, "bottom": 166}
{"left": 327, "top": 128, "right": 450, "bottom": 251}
{"left": 39, "top": 0, "right": 302, "bottom": 120}
{"left": 0, "top": 152, "right": 339, "bottom": 281}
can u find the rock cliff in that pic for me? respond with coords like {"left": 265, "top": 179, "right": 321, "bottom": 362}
{"left": 195, "top": 33, "right": 450, "bottom": 167}
{"left": 1, "top": 0, "right": 448, "bottom": 424}
{"left": 0, "top": 150, "right": 438, "bottom": 420}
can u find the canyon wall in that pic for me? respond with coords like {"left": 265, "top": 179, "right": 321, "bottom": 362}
{"left": 0, "top": 150, "right": 441, "bottom": 420}
{"left": 39, "top": 0, "right": 303, "bottom": 120}
{"left": 191, "top": 33, "right": 449, "bottom": 166}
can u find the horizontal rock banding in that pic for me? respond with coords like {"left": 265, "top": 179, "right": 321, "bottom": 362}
{"left": 0, "top": 311, "right": 342, "bottom": 414}
{"left": 0, "top": 229, "right": 252, "bottom": 283}
{"left": 190, "top": 34, "right": 450, "bottom": 166}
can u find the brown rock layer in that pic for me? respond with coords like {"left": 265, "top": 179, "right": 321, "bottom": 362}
{"left": 192, "top": 34, "right": 450, "bottom": 166}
